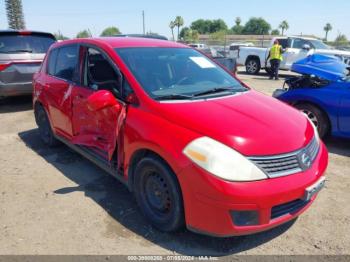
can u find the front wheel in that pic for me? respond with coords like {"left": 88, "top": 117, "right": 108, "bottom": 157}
{"left": 295, "top": 103, "right": 329, "bottom": 138}
{"left": 245, "top": 58, "right": 261, "bottom": 75}
{"left": 133, "top": 156, "right": 184, "bottom": 232}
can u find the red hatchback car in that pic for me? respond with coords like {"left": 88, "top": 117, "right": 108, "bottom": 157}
{"left": 33, "top": 37, "right": 328, "bottom": 237}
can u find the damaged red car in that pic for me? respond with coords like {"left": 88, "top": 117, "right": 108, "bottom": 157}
{"left": 33, "top": 37, "right": 328, "bottom": 237}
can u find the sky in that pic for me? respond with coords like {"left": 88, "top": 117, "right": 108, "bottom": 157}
{"left": 0, "top": 0, "right": 349, "bottom": 40}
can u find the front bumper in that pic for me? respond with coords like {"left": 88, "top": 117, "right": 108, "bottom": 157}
{"left": 0, "top": 82, "right": 33, "bottom": 97}
{"left": 178, "top": 142, "right": 328, "bottom": 237}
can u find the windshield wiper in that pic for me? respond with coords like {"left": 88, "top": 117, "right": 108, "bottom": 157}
{"left": 192, "top": 87, "right": 238, "bottom": 97}
{"left": 155, "top": 94, "right": 194, "bottom": 100}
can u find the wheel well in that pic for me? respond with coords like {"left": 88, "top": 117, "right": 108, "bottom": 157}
{"left": 127, "top": 149, "right": 172, "bottom": 192}
{"left": 294, "top": 101, "right": 332, "bottom": 133}
{"left": 246, "top": 55, "right": 260, "bottom": 65}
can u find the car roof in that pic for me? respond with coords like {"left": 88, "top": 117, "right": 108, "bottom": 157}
{"left": 51, "top": 37, "right": 189, "bottom": 49}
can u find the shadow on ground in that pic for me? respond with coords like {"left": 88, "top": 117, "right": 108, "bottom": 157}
{"left": 0, "top": 96, "right": 32, "bottom": 113}
{"left": 19, "top": 128, "right": 299, "bottom": 256}
{"left": 325, "top": 137, "right": 350, "bottom": 157}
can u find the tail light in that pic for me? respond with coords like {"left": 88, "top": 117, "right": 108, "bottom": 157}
{"left": 0, "top": 63, "right": 11, "bottom": 71}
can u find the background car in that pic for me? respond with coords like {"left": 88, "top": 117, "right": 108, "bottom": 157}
{"left": 273, "top": 54, "right": 350, "bottom": 139}
{"left": 0, "top": 30, "right": 56, "bottom": 98}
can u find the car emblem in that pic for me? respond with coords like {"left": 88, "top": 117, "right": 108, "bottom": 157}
{"left": 298, "top": 150, "right": 312, "bottom": 170}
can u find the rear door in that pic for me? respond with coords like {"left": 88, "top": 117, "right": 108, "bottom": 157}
{"left": 71, "top": 45, "right": 126, "bottom": 160}
{"left": 44, "top": 44, "right": 79, "bottom": 139}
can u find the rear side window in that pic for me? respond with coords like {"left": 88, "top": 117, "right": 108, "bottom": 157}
{"left": 0, "top": 34, "right": 55, "bottom": 54}
{"left": 47, "top": 49, "right": 58, "bottom": 75}
{"left": 54, "top": 45, "right": 79, "bottom": 82}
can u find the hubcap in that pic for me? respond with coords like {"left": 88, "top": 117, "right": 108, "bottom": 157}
{"left": 145, "top": 173, "right": 171, "bottom": 214}
{"left": 247, "top": 61, "right": 258, "bottom": 73}
{"left": 301, "top": 109, "right": 319, "bottom": 128}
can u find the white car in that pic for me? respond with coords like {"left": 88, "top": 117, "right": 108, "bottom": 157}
{"left": 236, "top": 36, "right": 350, "bottom": 74}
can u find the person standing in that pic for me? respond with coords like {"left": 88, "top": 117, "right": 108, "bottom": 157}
{"left": 266, "top": 40, "right": 284, "bottom": 80}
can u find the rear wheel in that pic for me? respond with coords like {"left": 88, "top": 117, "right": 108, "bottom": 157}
{"left": 34, "top": 105, "right": 60, "bottom": 147}
{"left": 295, "top": 103, "right": 329, "bottom": 138}
{"left": 245, "top": 58, "right": 261, "bottom": 75}
{"left": 133, "top": 156, "right": 184, "bottom": 232}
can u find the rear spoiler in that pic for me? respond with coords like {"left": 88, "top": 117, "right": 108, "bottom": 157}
{"left": 0, "top": 30, "right": 56, "bottom": 40}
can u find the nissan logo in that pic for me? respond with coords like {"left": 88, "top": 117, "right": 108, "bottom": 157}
{"left": 299, "top": 151, "right": 312, "bottom": 170}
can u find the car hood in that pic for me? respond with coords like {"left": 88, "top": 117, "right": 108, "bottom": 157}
{"left": 154, "top": 90, "right": 314, "bottom": 156}
{"left": 292, "top": 54, "right": 349, "bottom": 82}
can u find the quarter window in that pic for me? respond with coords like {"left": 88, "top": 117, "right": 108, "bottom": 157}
{"left": 47, "top": 48, "right": 58, "bottom": 76}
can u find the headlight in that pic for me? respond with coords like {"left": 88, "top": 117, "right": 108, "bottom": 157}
{"left": 183, "top": 137, "right": 267, "bottom": 182}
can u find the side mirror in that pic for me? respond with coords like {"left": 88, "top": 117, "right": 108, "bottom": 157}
{"left": 87, "top": 90, "right": 120, "bottom": 111}
{"left": 302, "top": 44, "right": 311, "bottom": 51}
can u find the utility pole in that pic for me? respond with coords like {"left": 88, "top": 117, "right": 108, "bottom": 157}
{"left": 142, "top": 10, "right": 145, "bottom": 34}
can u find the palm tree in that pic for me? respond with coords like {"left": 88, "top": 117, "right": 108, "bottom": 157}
{"left": 235, "top": 17, "right": 241, "bottom": 26}
{"left": 5, "top": 0, "right": 25, "bottom": 29}
{"left": 174, "top": 16, "right": 184, "bottom": 41}
{"left": 279, "top": 20, "right": 289, "bottom": 36}
{"left": 324, "top": 23, "right": 333, "bottom": 41}
{"left": 169, "top": 21, "right": 176, "bottom": 41}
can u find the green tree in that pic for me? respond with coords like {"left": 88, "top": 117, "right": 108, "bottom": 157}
{"left": 76, "top": 30, "right": 91, "bottom": 38}
{"left": 323, "top": 23, "right": 332, "bottom": 41}
{"left": 335, "top": 34, "right": 348, "bottom": 45}
{"left": 100, "top": 26, "right": 121, "bottom": 36}
{"left": 54, "top": 32, "right": 69, "bottom": 41}
{"left": 271, "top": 29, "right": 280, "bottom": 35}
{"left": 5, "top": 0, "right": 25, "bottom": 29}
{"left": 243, "top": 17, "right": 271, "bottom": 35}
{"left": 174, "top": 16, "right": 184, "bottom": 41}
{"left": 279, "top": 20, "right": 289, "bottom": 36}
{"left": 179, "top": 27, "right": 190, "bottom": 39}
{"left": 231, "top": 17, "right": 243, "bottom": 34}
{"left": 190, "top": 19, "right": 211, "bottom": 34}
{"left": 210, "top": 19, "right": 228, "bottom": 33}
{"left": 169, "top": 21, "right": 176, "bottom": 40}
{"left": 183, "top": 29, "right": 199, "bottom": 42}
{"left": 209, "top": 30, "right": 226, "bottom": 42}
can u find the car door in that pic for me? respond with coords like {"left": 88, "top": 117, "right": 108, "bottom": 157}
{"left": 71, "top": 45, "right": 126, "bottom": 160}
{"left": 281, "top": 38, "right": 312, "bottom": 70}
{"left": 338, "top": 85, "right": 350, "bottom": 135}
{"left": 44, "top": 45, "right": 79, "bottom": 139}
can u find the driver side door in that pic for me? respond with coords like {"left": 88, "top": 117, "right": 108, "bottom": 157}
{"left": 71, "top": 45, "right": 126, "bottom": 160}
{"left": 282, "top": 38, "right": 312, "bottom": 70}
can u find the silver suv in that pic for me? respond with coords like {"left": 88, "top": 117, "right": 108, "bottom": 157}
{"left": 0, "top": 30, "right": 56, "bottom": 98}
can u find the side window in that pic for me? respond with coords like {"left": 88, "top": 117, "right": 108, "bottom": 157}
{"left": 47, "top": 48, "right": 58, "bottom": 75}
{"left": 54, "top": 45, "right": 78, "bottom": 82}
{"left": 278, "top": 39, "right": 290, "bottom": 49}
{"left": 83, "top": 47, "right": 126, "bottom": 98}
{"left": 292, "top": 39, "right": 307, "bottom": 49}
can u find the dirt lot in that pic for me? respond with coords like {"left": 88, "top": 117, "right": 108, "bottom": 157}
{"left": 0, "top": 69, "right": 349, "bottom": 256}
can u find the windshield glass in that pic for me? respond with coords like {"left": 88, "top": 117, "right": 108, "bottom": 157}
{"left": 309, "top": 40, "right": 330, "bottom": 50}
{"left": 0, "top": 34, "right": 55, "bottom": 54}
{"left": 116, "top": 47, "right": 246, "bottom": 100}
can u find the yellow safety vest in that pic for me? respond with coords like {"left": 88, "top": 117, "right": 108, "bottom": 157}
{"left": 270, "top": 44, "right": 283, "bottom": 61}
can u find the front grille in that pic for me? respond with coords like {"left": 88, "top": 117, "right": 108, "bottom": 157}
{"left": 271, "top": 199, "right": 310, "bottom": 219}
{"left": 249, "top": 136, "right": 319, "bottom": 178}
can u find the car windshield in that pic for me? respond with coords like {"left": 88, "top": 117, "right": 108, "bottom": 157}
{"left": 0, "top": 34, "right": 55, "bottom": 54}
{"left": 116, "top": 47, "right": 246, "bottom": 100}
{"left": 309, "top": 40, "right": 330, "bottom": 50}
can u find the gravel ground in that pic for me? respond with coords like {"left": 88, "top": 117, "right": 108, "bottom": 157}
{"left": 0, "top": 69, "right": 349, "bottom": 256}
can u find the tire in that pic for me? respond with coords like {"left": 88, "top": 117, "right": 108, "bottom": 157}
{"left": 295, "top": 103, "right": 329, "bottom": 138}
{"left": 133, "top": 156, "right": 184, "bottom": 232}
{"left": 245, "top": 57, "right": 261, "bottom": 75}
{"left": 34, "top": 104, "right": 60, "bottom": 147}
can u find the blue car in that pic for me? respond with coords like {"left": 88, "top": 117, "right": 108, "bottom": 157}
{"left": 273, "top": 54, "right": 350, "bottom": 139}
